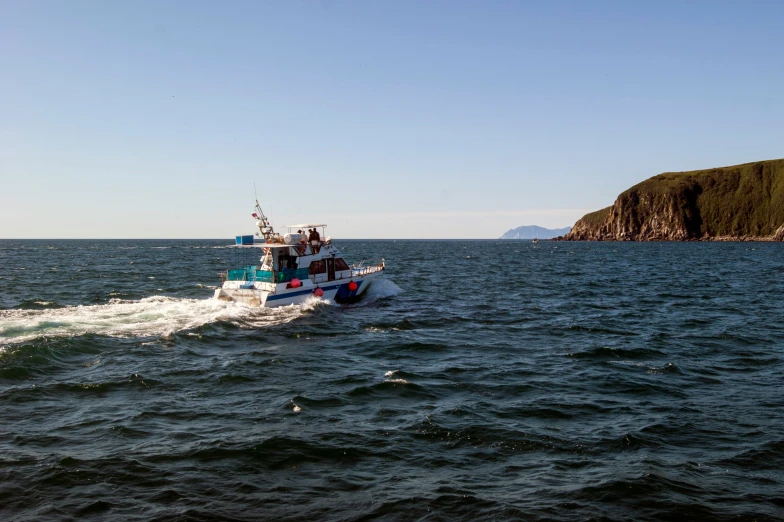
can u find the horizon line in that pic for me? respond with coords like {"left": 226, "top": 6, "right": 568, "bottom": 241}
{"left": 0, "top": 237, "right": 562, "bottom": 241}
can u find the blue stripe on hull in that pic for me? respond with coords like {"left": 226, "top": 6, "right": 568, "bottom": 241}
{"left": 265, "top": 288, "right": 314, "bottom": 301}
{"left": 335, "top": 280, "right": 363, "bottom": 300}
{"left": 265, "top": 284, "right": 342, "bottom": 301}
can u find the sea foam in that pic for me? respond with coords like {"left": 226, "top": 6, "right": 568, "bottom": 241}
{"left": 0, "top": 295, "right": 318, "bottom": 345}
{"left": 365, "top": 279, "right": 404, "bottom": 299}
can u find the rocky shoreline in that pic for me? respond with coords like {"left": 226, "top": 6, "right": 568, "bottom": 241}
{"left": 555, "top": 234, "right": 784, "bottom": 242}
{"left": 560, "top": 159, "right": 784, "bottom": 242}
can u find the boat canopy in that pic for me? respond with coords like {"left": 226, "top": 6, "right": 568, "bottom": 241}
{"left": 230, "top": 244, "right": 295, "bottom": 249}
{"left": 284, "top": 223, "right": 327, "bottom": 228}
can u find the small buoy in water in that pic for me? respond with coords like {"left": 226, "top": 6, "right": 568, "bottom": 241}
{"left": 348, "top": 281, "right": 358, "bottom": 292}
{"left": 314, "top": 287, "right": 324, "bottom": 297}
{"left": 290, "top": 278, "right": 301, "bottom": 288}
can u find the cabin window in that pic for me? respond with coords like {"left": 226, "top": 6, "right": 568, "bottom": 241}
{"left": 278, "top": 253, "right": 297, "bottom": 270}
{"left": 335, "top": 258, "right": 349, "bottom": 271}
{"left": 308, "top": 260, "right": 326, "bottom": 275}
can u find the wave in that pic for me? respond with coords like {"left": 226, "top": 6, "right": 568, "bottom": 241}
{"left": 348, "top": 379, "right": 435, "bottom": 399}
{"left": 366, "top": 278, "right": 404, "bottom": 299}
{"left": 12, "top": 300, "right": 65, "bottom": 310}
{"left": 143, "top": 435, "right": 375, "bottom": 467}
{"left": 0, "top": 296, "right": 320, "bottom": 346}
{"left": 566, "top": 346, "right": 667, "bottom": 360}
{"left": 334, "top": 278, "right": 404, "bottom": 309}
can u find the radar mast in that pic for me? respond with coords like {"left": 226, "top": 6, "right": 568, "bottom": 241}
{"left": 253, "top": 200, "right": 278, "bottom": 242}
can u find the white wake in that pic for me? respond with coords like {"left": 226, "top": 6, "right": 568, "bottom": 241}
{"left": 364, "top": 279, "right": 404, "bottom": 299}
{"left": 0, "top": 296, "right": 321, "bottom": 345}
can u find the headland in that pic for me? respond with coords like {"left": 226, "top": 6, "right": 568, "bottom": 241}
{"left": 562, "top": 159, "right": 784, "bottom": 241}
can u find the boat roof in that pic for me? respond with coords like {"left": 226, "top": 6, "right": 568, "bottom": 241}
{"left": 230, "top": 244, "right": 296, "bottom": 249}
{"left": 284, "top": 223, "right": 327, "bottom": 228}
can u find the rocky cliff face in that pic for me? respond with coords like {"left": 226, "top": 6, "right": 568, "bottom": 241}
{"left": 566, "top": 187, "right": 701, "bottom": 240}
{"left": 564, "top": 159, "right": 784, "bottom": 241}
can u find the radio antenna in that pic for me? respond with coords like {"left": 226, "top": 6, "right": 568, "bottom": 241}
{"left": 252, "top": 183, "right": 277, "bottom": 242}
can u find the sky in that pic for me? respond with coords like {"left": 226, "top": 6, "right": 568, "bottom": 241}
{"left": 2, "top": 1, "right": 784, "bottom": 239}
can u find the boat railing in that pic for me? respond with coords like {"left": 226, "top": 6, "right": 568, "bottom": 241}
{"left": 277, "top": 267, "right": 310, "bottom": 283}
{"left": 225, "top": 266, "right": 309, "bottom": 284}
{"left": 351, "top": 258, "right": 385, "bottom": 277}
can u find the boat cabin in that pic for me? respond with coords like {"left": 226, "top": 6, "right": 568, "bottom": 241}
{"left": 225, "top": 223, "right": 353, "bottom": 285}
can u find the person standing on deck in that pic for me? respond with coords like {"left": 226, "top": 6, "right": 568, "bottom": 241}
{"left": 309, "top": 228, "right": 320, "bottom": 254}
{"left": 297, "top": 230, "right": 308, "bottom": 254}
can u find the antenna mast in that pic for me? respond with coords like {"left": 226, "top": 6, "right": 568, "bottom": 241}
{"left": 252, "top": 187, "right": 278, "bottom": 242}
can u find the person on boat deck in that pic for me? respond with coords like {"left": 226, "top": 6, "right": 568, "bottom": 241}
{"left": 297, "top": 230, "right": 308, "bottom": 254}
{"left": 309, "top": 228, "right": 321, "bottom": 254}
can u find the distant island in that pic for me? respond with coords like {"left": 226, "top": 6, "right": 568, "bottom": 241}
{"left": 500, "top": 225, "right": 572, "bottom": 240}
{"left": 562, "top": 159, "right": 784, "bottom": 241}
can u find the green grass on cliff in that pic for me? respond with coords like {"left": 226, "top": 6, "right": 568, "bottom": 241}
{"left": 641, "top": 159, "right": 784, "bottom": 236}
{"left": 579, "top": 206, "right": 612, "bottom": 226}
{"left": 587, "top": 159, "right": 784, "bottom": 237}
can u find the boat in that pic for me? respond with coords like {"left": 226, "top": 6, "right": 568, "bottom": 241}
{"left": 213, "top": 200, "right": 385, "bottom": 307}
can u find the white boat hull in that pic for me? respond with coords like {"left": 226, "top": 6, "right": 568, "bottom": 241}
{"left": 214, "top": 271, "right": 380, "bottom": 308}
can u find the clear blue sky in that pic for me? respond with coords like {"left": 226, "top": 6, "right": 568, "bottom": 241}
{"left": 2, "top": 1, "right": 783, "bottom": 238}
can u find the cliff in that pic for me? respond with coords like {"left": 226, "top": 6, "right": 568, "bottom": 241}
{"left": 564, "top": 159, "right": 784, "bottom": 241}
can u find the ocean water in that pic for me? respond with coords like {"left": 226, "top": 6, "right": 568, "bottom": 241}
{"left": 1, "top": 239, "right": 783, "bottom": 521}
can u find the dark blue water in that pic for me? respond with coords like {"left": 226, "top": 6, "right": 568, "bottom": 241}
{"left": 1, "top": 240, "right": 783, "bottom": 521}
